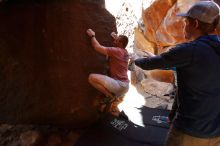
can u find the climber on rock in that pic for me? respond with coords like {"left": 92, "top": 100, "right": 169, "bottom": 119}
{"left": 86, "top": 29, "right": 130, "bottom": 105}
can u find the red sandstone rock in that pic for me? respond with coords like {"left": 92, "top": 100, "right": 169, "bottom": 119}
{"left": 48, "top": 134, "right": 62, "bottom": 146}
{"left": 134, "top": 28, "right": 155, "bottom": 54}
{"left": 142, "top": 0, "right": 220, "bottom": 49}
{"left": 20, "top": 131, "right": 41, "bottom": 146}
{"left": 142, "top": 0, "right": 177, "bottom": 45}
{"left": 148, "top": 70, "right": 175, "bottom": 84}
{"left": 0, "top": 0, "right": 115, "bottom": 127}
{"left": 61, "top": 131, "right": 81, "bottom": 146}
{"left": 155, "top": 0, "right": 199, "bottom": 47}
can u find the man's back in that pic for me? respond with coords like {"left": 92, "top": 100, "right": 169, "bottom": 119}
{"left": 174, "top": 35, "right": 220, "bottom": 137}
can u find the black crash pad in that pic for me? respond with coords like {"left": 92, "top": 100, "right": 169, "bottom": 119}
{"left": 75, "top": 106, "right": 170, "bottom": 146}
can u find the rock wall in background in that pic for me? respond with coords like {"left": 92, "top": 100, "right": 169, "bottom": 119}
{"left": 142, "top": 0, "right": 220, "bottom": 53}
{"left": 155, "top": 0, "right": 198, "bottom": 49}
{"left": 142, "top": 0, "right": 177, "bottom": 49}
{"left": 0, "top": 0, "right": 116, "bottom": 127}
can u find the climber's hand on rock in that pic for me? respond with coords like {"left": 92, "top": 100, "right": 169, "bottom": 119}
{"left": 86, "top": 29, "right": 95, "bottom": 37}
{"left": 111, "top": 32, "right": 118, "bottom": 39}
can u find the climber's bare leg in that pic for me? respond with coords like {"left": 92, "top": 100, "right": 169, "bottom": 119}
{"left": 88, "top": 74, "right": 114, "bottom": 98}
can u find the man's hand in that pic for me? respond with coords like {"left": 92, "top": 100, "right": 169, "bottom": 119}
{"left": 143, "top": 50, "right": 155, "bottom": 57}
{"left": 87, "top": 29, "right": 95, "bottom": 37}
{"left": 111, "top": 32, "right": 118, "bottom": 39}
{"left": 86, "top": 28, "right": 107, "bottom": 55}
{"left": 128, "top": 53, "right": 138, "bottom": 71}
{"left": 129, "top": 53, "right": 138, "bottom": 61}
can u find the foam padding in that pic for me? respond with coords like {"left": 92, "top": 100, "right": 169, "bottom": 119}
{"left": 76, "top": 106, "right": 170, "bottom": 146}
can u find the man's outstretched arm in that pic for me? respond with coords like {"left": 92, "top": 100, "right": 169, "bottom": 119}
{"left": 86, "top": 29, "right": 108, "bottom": 56}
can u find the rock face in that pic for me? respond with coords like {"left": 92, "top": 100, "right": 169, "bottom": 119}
{"left": 155, "top": 0, "right": 198, "bottom": 47}
{"left": 142, "top": 0, "right": 220, "bottom": 51}
{"left": 134, "top": 28, "right": 155, "bottom": 54}
{"left": 0, "top": 0, "right": 116, "bottom": 127}
{"left": 142, "top": 0, "right": 177, "bottom": 47}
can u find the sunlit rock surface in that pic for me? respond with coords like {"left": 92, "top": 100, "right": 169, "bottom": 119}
{"left": 134, "top": 28, "right": 155, "bottom": 54}
{"left": 142, "top": 0, "right": 177, "bottom": 46}
{"left": 142, "top": 0, "right": 220, "bottom": 50}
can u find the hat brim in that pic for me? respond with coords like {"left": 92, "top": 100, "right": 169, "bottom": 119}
{"left": 176, "top": 13, "right": 189, "bottom": 17}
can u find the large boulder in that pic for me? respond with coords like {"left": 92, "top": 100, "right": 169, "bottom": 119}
{"left": 142, "top": 0, "right": 220, "bottom": 50}
{"left": 155, "top": 0, "right": 198, "bottom": 47}
{"left": 0, "top": 0, "right": 116, "bottom": 127}
{"left": 134, "top": 27, "right": 155, "bottom": 54}
{"left": 142, "top": 0, "right": 177, "bottom": 46}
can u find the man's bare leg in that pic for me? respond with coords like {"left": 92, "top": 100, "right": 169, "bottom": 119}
{"left": 88, "top": 74, "right": 114, "bottom": 98}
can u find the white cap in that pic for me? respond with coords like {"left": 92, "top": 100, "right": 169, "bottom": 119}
{"left": 177, "top": 1, "right": 220, "bottom": 24}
